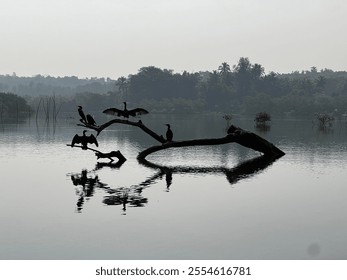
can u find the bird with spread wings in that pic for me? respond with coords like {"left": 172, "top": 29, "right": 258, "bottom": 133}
{"left": 103, "top": 102, "right": 149, "bottom": 118}
{"left": 71, "top": 130, "right": 98, "bottom": 150}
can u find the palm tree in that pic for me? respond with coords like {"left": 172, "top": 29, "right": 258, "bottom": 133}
{"left": 233, "top": 57, "right": 251, "bottom": 74}
{"left": 251, "top": 63, "right": 265, "bottom": 80}
{"left": 116, "top": 76, "right": 128, "bottom": 95}
{"left": 218, "top": 62, "right": 231, "bottom": 76}
{"left": 218, "top": 62, "right": 231, "bottom": 83}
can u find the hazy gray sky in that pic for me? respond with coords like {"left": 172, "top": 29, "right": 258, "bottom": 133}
{"left": 0, "top": 0, "right": 346, "bottom": 78}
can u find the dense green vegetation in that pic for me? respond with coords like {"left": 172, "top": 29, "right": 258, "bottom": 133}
{"left": 0, "top": 92, "right": 32, "bottom": 118}
{"left": 1, "top": 57, "right": 347, "bottom": 116}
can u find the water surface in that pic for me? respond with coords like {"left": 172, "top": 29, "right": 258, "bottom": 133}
{"left": 1, "top": 115, "right": 347, "bottom": 259}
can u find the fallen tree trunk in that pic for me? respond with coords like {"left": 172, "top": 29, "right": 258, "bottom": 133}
{"left": 137, "top": 125, "right": 285, "bottom": 160}
{"left": 227, "top": 124, "right": 285, "bottom": 157}
{"left": 79, "top": 119, "right": 285, "bottom": 161}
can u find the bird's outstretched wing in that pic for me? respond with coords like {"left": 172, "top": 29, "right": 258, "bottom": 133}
{"left": 103, "top": 108, "right": 124, "bottom": 117}
{"left": 128, "top": 108, "right": 149, "bottom": 117}
{"left": 87, "top": 134, "right": 99, "bottom": 147}
{"left": 71, "top": 134, "right": 82, "bottom": 147}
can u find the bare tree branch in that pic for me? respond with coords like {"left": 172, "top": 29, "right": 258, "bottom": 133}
{"left": 78, "top": 118, "right": 165, "bottom": 143}
{"left": 66, "top": 144, "right": 126, "bottom": 162}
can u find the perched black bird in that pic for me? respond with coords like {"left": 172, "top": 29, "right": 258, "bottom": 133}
{"left": 227, "top": 124, "right": 238, "bottom": 134}
{"left": 165, "top": 124, "right": 173, "bottom": 142}
{"left": 103, "top": 102, "right": 149, "bottom": 118}
{"left": 78, "top": 106, "right": 87, "bottom": 123}
{"left": 71, "top": 130, "right": 98, "bottom": 150}
{"left": 86, "top": 114, "right": 96, "bottom": 126}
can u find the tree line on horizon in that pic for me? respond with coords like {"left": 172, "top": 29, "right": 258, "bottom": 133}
{"left": 1, "top": 57, "right": 347, "bottom": 117}
{"left": 0, "top": 92, "right": 32, "bottom": 119}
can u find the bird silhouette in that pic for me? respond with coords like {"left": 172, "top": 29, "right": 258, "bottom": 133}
{"left": 86, "top": 114, "right": 96, "bottom": 126}
{"left": 103, "top": 102, "right": 149, "bottom": 118}
{"left": 78, "top": 106, "right": 87, "bottom": 123}
{"left": 71, "top": 130, "right": 98, "bottom": 150}
{"left": 165, "top": 124, "right": 173, "bottom": 142}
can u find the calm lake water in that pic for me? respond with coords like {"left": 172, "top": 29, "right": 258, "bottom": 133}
{"left": 1, "top": 114, "right": 347, "bottom": 260}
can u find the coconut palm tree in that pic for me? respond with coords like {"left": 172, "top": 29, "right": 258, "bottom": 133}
{"left": 218, "top": 62, "right": 231, "bottom": 76}
{"left": 116, "top": 76, "right": 128, "bottom": 95}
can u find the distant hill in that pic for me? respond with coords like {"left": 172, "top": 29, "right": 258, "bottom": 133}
{"left": 0, "top": 74, "right": 115, "bottom": 97}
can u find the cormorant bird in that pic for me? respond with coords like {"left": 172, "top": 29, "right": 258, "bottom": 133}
{"left": 103, "top": 102, "right": 149, "bottom": 118}
{"left": 227, "top": 124, "right": 238, "bottom": 134}
{"left": 71, "top": 130, "right": 98, "bottom": 150}
{"left": 165, "top": 124, "right": 173, "bottom": 142}
{"left": 86, "top": 114, "right": 96, "bottom": 126}
{"left": 78, "top": 106, "right": 87, "bottom": 123}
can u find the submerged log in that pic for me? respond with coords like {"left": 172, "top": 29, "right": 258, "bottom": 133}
{"left": 137, "top": 125, "right": 285, "bottom": 160}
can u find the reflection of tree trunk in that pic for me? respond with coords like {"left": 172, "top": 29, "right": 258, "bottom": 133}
{"left": 138, "top": 154, "right": 280, "bottom": 186}
{"left": 224, "top": 155, "right": 277, "bottom": 185}
{"left": 80, "top": 120, "right": 285, "bottom": 161}
{"left": 0, "top": 98, "right": 3, "bottom": 121}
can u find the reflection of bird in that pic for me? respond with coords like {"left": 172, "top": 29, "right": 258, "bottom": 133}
{"left": 71, "top": 130, "right": 98, "bottom": 150}
{"left": 78, "top": 106, "right": 87, "bottom": 123}
{"left": 165, "top": 124, "right": 173, "bottom": 142}
{"left": 103, "top": 102, "right": 149, "bottom": 118}
{"left": 71, "top": 170, "right": 88, "bottom": 187}
{"left": 71, "top": 170, "right": 101, "bottom": 213}
{"left": 86, "top": 114, "right": 96, "bottom": 126}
